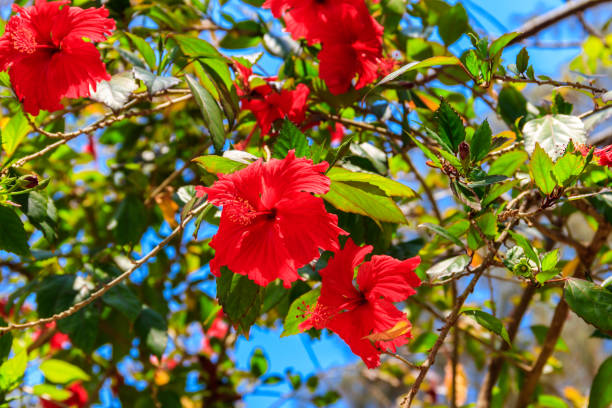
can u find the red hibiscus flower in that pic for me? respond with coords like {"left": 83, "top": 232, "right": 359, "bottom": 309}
{"left": 240, "top": 82, "right": 310, "bottom": 144}
{"left": 233, "top": 60, "right": 253, "bottom": 97}
{"left": 33, "top": 321, "right": 71, "bottom": 351}
{"left": 201, "top": 311, "right": 229, "bottom": 354}
{"left": 330, "top": 123, "right": 345, "bottom": 145}
{"left": 0, "top": 0, "right": 115, "bottom": 115}
{"left": 594, "top": 144, "right": 612, "bottom": 168}
{"left": 196, "top": 150, "right": 346, "bottom": 288}
{"left": 318, "top": 4, "right": 382, "bottom": 95}
{"left": 300, "top": 238, "right": 421, "bottom": 368}
{"left": 378, "top": 57, "right": 398, "bottom": 78}
{"left": 264, "top": 0, "right": 380, "bottom": 45}
{"left": 41, "top": 382, "right": 88, "bottom": 408}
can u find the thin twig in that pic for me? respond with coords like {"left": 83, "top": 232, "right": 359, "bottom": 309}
{"left": 493, "top": 75, "right": 606, "bottom": 94}
{"left": 508, "top": 0, "right": 612, "bottom": 46}
{"left": 0, "top": 201, "right": 209, "bottom": 333}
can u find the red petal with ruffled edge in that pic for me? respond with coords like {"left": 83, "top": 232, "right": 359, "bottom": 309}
{"left": 357, "top": 254, "right": 421, "bottom": 303}
{"left": 200, "top": 150, "right": 345, "bottom": 288}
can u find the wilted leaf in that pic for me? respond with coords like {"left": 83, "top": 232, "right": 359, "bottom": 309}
{"left": 523, "top": 115, "right": 586, "bottom": 161}
{"left": 425, "top": 255, "right": 470, "bottom": 282}
{"left": 363, "top": 318, "right": 412, "bottom": 342}
{"left": 90, "top": 72, "right": 138, "bottom": 110}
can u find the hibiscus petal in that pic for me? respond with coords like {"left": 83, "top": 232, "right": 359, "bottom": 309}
{"left": 317, "top": 238, "right": 371, "bottom": 311}
{"left": 48, "top": 38, "right": 110, "bottom": 99}
{"left": 10, "top": 52, "right": 63, "bottom": 115}
{"left": 369, "top": 300, "right": 413, "bottom": 353}
{"left": 325, "top": 304, "right": 382, "bottom": 368}
{"left": 275, "top": 192, "right": 346, "bottom": 267}
{"left": 214, "top": 217, "right": 298, "bottom": 288}
{"left": 260, "top": 150, "right": 330, "bottom": 207}
{"left": 357, "top": 255, "right": 421, "bottom": 302}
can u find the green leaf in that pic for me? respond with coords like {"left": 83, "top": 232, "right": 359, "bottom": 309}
{"left": 516, "top": 47, "right": 529, "bottom": 73}
{"left": 489, "top": 150, "right": 528, "bottom": 177}
{"left": 111, "top": 194, "right": 147, "bottom": 246}
{"left": 482, "top": 179, "right": 520, "bottom": 207}
{"left": 31, "top": 384, "right": 72, "bottom": 402}
{"left": 497, "top": 86, "right": 527, "bottom": 129}
{"left": 425, "top": 254, "right": 470, "bottom": 282}
{"left": 282, "top": 288, "right": 320, "bottom": 337}
{"left": 438, "top": 3, "right": 468, "bottom": 45}
{"left": 57, "top": 305, "right": 99, "bottom": 352}
{"left": 200, "top": 297, "right": 222, "bottom": 330}
{"left": 409, "top": 332, "right": 438, "bottom": 353}
{"left": 375, "top": 56, "right": 461, "bottom": 87}
{"left": 40, "top": 359, "right": 90, "bottom": 384}
{"left": 217, "top": 268, "right": 264, "bottom": 337}
{"left": 249, "top": 348, "right": 268, "bottom": 377}
{"left": 523, "top": 115, "right": 586, "bottom": 161}
{"left": 0, "top": 205, "right": 30, "bottom": 257}
{"left": 324, "top": 181, "right": 406, "bottom": 224}
{"left": 476, "top": 212, "right": 497, "bottom": 238}
{"left": 185, "top": 74, "right": 225, "bottom": 153}
{"left": 2, "top": 111, "right": 30, "bottom": 158}
{"left": 462, "top": 309, "right": 511, "bottom": 345}
{"left": 552, "top": 92, "right": 573, "bottom": 115}
{"left": 435, "top": 100, "right": 465, "bottom": 152}
{"left": 172, "top": 35, "right": 221, "bottom": 58}
{"left": 125, "top": 32, "right": 157, "bottom": 70}
{"left": 406, "top": 132, "right": 440, "bottom": 166}
{"left": 541, "top": 249, "right": 559, "bottom": 272}
{"left": 465, "top": 175, "right": 507, "bottom": 188}
{"left": 530, "top": 143, "right": 557, "bottom": 195}
{"left": 530, "top": 325, "right": 568, "bottom": 352}
{"left": 327, "top": 167, "right": 416, "bottom": 198}
{"left": 273, "top": 120, "right": 309, "bottom": 159}
{"left": 102, "top": 284, "right": 142, "bottom": 321}
{"left": 418, "top": 223, "right": 464, "bottom": 248}
{"left": 488, "top": 33, "right": 519, "bottom": 57}
{"left": 193, "top": 155, "right": 248, "bottom": 175}
{"left": 133, "top": 67, "right": 180, "bottom": 95}
{"left": 509, "top": 231, "right": 540, "bottom": 268}
{"left": 0, "top": 319, "right": 12, "bottom": 363}
{"left": 589, "top": 356, "right": 612, "bottom": 408}
{"left": 13, "top": 191, "right": 58, "bottom": 244}
{"left": 135, "top": 307, "right": 168, "bottom": 357}
{"left": 537, "top": 395, "right": 569, "bottom": 408}
{"left": 553, "top": 152, "right": 585, "bottom": 187}
{"left": 0, "top": 350, "right": 27, "bottom": 393}
{"left": 36, "top": 275, "right": 77, "bottom": 317}
{"left": 470, "top": 120, "right": 492, "bottom": 162}
{"left": 565, "top": 278, "right": 612, "bottom": 333}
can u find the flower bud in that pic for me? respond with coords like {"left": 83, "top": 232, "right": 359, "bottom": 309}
{"left": 458, "top": 141, "right": 470, "bottom": 161}
{"left": 18, "top": 175, "right": 38, "bottom": 189}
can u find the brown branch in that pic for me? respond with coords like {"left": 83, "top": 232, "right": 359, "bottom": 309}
{"left": 476, "top": 284, "right": 537, "bottom": 407}
{"left": 514, "top": 220, "right": 612, "bottom": 407}
{"left": 514, "top": 298, "right": 569, "bottom": 408}
{"left": 6, "top": 94, "right": 193, "bottom": 172}
{"left": 493, "top": 75, "right": 606, "bottom": 94}
{"left": 508, "top": 0, "right": 612, "bottom": 46}
{"left": 401, "top": 199, "right": 527, "bottom": 407}
{"left": 0, "top": 201, "right": 209, "bottom": 333}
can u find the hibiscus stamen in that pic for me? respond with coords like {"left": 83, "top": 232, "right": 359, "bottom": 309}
{"left": 302, "top": 302, "right": 333, "bottom": 329}
{"left": 223, "top": 197, "right": 259, "bottom": 225}
{"left": 9, "top": 20, "right": 37, "bottom": 54}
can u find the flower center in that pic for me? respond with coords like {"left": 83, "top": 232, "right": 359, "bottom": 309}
{"left": 223, "top": 197, "right": 258, "bottom": 225}
{"left": 8, "top": 19, "right": 37, "bottom": 54}
{"left": 222, "top": 197, "right": 276, "bottom": 226}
